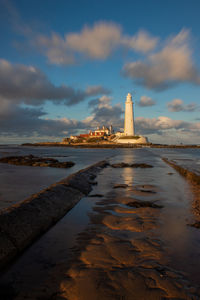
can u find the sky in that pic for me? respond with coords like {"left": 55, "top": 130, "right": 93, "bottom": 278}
{"left": 0, "top": 0, "right": 200, "bottom": 144}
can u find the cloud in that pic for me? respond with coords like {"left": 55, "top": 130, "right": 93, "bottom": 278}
{"left": 90, "top": 105, "right": 123, "bottom": 129}
{"left": 0, "top": 59, "right": 109, "bottom": 106}
{"left": 2, "top": 2, "right": 158, "bottom": 64}
{"left": 1, "top": 96, "right": 199, "bottom": 144}
{"left": 0, "top": 101, "right": 87, "bottom": 138}
{"left": 135, "top": 115, "right": 200, "bottom": 135}
{"left": 34, "top": 33, "right": 75, "bottom": 65}
{"left": 88, "top": 95, "right": 112, "bottom": 108}
{"left": 0, "top": 94, "right": 123, "bottom": 138}
{"left": 1, "top": 0, "right": 34, "bottom": 37}
{"left": 0, "top": 59, "right": 112, "bottom": 140}
{"left": 34, "top": 23, "right": 121, "bottom": 64}
{"left": 66, "top": 23, "right": 122, "bottom": 59}
{"left": 86, "top": 85, "right": 110, "bottom": 96}
{"left": 122, "top": 30, "right": 158, "bottom": 53}
{"left": 137, "top": 95, "right": 155, "bottom": 107}
{"left": 167, "top": 99, "right": 199, "bottom": 112}
{"left": 88, "top": 95, "right": 124, "bottom": 128}
{"left": 123, "top": 29, "right": 200, "bottom": 90}
{"left": 33, "top": 23, "right": 158, "bottom": 65}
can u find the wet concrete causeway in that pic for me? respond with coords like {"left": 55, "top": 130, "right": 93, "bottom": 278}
{"left": 1, "top": 149, "right": 200, "bottom": 299}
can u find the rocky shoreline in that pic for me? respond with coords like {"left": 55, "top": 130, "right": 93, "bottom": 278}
{"left": 0, "top": 160, "right": 108, "bottom": 270}
{"left": 22, "top": 142, "right": 200, "bottom": 149}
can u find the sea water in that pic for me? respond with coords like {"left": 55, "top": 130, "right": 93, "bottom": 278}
{"left": 1, "top": 146, "right": 200, "bottom": 297}
{"left": 0, "top": 145, "right": 116, "bottom": 209}
{"left": 0, "top": 145, "right": 199, "bottom": 209}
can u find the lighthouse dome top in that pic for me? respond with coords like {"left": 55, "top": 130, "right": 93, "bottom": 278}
{"left": 126, "top": 93, "right": 132, "bottom": 102}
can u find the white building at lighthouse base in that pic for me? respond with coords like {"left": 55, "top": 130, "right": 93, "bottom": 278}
{"left": 116, "top": 135, "right": 148, "bottom": 144}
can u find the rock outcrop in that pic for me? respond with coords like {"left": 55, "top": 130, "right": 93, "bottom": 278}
{"left": 0, "top": 155, "right": 75, "bottom": 168}
{"left": 111, "top": 162, "right": 153, "bottom": 168}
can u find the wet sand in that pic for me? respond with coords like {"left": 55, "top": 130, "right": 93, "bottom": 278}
{"left": 0, "top": 149, "right": 200, "bottom": 299}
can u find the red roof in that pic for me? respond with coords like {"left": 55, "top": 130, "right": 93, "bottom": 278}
{"left": 79, "top": 134, "right": 90, "bottom": 138}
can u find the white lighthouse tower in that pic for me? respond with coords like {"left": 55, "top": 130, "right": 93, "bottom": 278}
{"left": 115, "top": 92, "right": 148, "bottom": 144}
{"left": 124, "top": 93, "right": 135, "bottom": 136}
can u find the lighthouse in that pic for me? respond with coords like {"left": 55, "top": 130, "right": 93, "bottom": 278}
{"left": 115, "top": 92, "right": 148, "bottom": 144}
{"left": 124, "top": 93, "right": 135, "bottom": 136}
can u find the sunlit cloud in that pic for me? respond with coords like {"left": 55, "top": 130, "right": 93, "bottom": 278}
{"left": 66, "top": 23, "right": 122, "bottom": 59}
{"left": 33, "top": 22, "right": 158, "bottom": 65}
{"left": 167, "top": 99, "right": 199, "bottom": 112}
{"left": 135, "top": 115, "right": 200, "bottom": 135}
{"left": 88, "top": 95, "right": 112, "bottom": 109}
{"left": 122, "top": 30, "right": 158, "bottom": 53}
{"left": 1, "top": 102, "right": 199, "bottom": 145}
{"left": 137, "top": 95, "right": 156, "bottom": 107}
{"left": 123, "top": 29, "right": 200, "bottom": 90}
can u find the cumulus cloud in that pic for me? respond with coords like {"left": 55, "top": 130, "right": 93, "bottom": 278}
{"left": 85, "top": 85, "right": 110, "bottom": 96}
{"left": 66, "top": 23, "right": 121, "bottom": 59}
{"left": 88, "top": 95, "right": 112, "bottom": 108}
{"left": 90, "top": 105, "right": 123, "bottom": 129}
{"left": 167, "top": 98, "right": 199, "bottom": 112}
{"left": 0, "top": 59, "right": 112, "bottom": 139}
{"left": 1, "top": 95, "right": 199, "bottom": 143}
{"left": 135, "top": 115, "right": 200, "bottom": 135}
{"left": 137, "top": 95, "right": 155, "bottom": 107}
{"left": 0, "top": 94, "right": 123, "bottom": 138}
{"left": 0, "top": 101, "right": 89, "bottom": 138}
{"left": 3, "top": 1, "right": 158, "bottom": 64}
{"left": 34, "top": 23, "right": 158, "bottom": 65}
{"left": 0, "top": 59, "right": 109, "bottom": 106}
{"left": 123, "top": 29, "right": 200, "bottom": 90}
{"left": 122, "top": 30, "right": 158, "bottom": 53}
{"left": 87, "top": 95, "right": 124, "bottom": 129}
{"left": 34, "top": 33, "right": 75, "bottom": 65}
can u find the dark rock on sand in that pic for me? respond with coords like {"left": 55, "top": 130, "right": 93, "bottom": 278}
{"left": 88, "top": 194, "right": 104, "bottom": 198}
{"left": 111, "top": 162, "right": 153, "bottom": 168}
{"left": 132, "top": 163, "right": 153, "bottom": 168}
{"left": 127, "top": 200, "right": 163, "bottom": 208}
{"left": 89, "top": 181, "right": 98, "bottom": 185}
{"left": 131, "top": 188, "right": 157, "bottom": 194}
{"left": 113, "top": 184, "right": 129, "bottom": 189}
{"left": 188, "top": 221, "right": 200, "bottom": 229}
{"left": 0, "top": 155, "right": 75, "bottom": 168}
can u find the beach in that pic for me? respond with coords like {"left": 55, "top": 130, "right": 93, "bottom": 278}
{"left": 0, "top": 145, "right": 200, "bottom": 299}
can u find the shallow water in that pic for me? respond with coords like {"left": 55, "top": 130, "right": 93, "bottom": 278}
{"left": 0, "top": 145, "right": 199, "bottom": 210}
{"left": 0, "top": 145, "right": 116, "bottom": 209}
{"left": 148, "top": 147, "right": 200, "bottom": 175}
{"left": 1, "top": 148, "right": 200, "bottom": 299}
